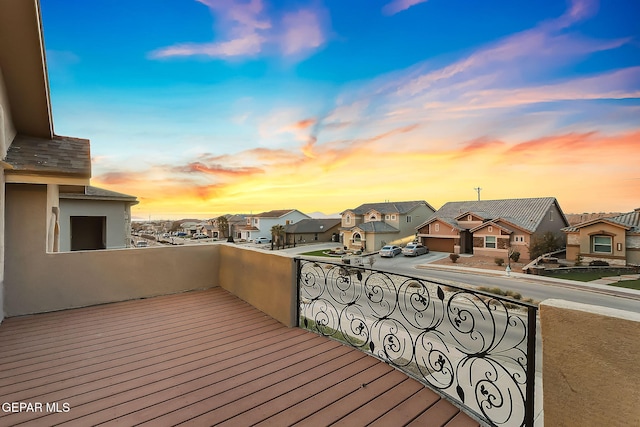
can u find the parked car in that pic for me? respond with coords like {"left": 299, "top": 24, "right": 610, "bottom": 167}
{"left": 379, "top": 245, "right": 402, "bottom": 258}
{"left": 175, "top": 232, "right": 187, "bottom": 237}
{"left": 402, "top": 243, "right": 428, "bottom": 257}
{"left": 192, "top": 233, "right": 208, "bottom": 239}
{"left": 135, "top": 241, "right": 148, "bottom": 248}
{"left": 254, "top": 237, "right": 272, "bottom": 244}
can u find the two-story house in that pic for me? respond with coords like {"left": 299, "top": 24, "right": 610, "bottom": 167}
{"left": 239, "top": 209, "right": 310, "bottom": 242}
{"left": 340, "top": 201, "right": 436, "bottom": 251}
{"left": 416, "top": 197, "right": 569, "bottom": 260}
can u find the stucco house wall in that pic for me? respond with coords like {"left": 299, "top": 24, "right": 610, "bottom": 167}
{"left": 574, "top": 222, "right": 626, "bottom": 266}
{"left": 59, "top": 198, "right": 133, "bottom": 251}
{"left": 0, "top": 68, "right": 17, "bottom": 158}
{"left": 4, "top": 183, "right": 218, "bottom": 316}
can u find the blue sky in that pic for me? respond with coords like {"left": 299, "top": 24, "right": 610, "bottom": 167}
{"left": 40, "top": 0, "right": 640, "bottom": 218}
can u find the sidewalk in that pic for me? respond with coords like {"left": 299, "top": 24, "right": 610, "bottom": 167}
{"left": 417, "top": 262, "right": 640, "bottom": 301}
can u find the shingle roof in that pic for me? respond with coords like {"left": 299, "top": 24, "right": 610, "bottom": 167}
{"left": 285, "top": 218, "right": 341, "bottom": 234}
{"left": 344, "top": 201, "right": 434, "bottom": 215}
{"left": 422, "top": 197, "right": 566, "bottom": 233}
{"left": 60, "top": 186, "right": 137, "bottom": 203}
{"left": 4, "top": 135, "right": 91, "bottom": 178}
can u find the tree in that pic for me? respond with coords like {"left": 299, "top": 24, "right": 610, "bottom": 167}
{"left": 217, "top": 216, "right": 229, "bottom": 239}
{"left": 271, "top": 224, "right": 285, "bottom": 249}
{"left": 529, "top": 231, "right": 564, "bottom": 260}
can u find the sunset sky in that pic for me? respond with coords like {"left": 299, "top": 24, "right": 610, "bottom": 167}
{"left": 40, "top": 0, "right": 640, "bottom": 219}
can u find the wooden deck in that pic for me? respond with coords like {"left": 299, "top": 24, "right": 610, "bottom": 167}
{"left": 0, "top": 288, "right": 479, "bottom": 426}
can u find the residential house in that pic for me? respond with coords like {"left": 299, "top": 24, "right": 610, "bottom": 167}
{"left": 284, "top": 218, "right": 342, "bottom": 245}
{"left": 562, "top": 208, "right": 640, "bottom": 266}
{"left": 416, "top": 197, "right": 569, "bottom": 260}
{"left": 180, "top": 221, "right": 200, "bottom": 235}
{"left": 239, "top": 209, "right": 310, "bottom": 242}
{"left": 206, "top": 214, "right": 246, "bottom": 239}
{"left": 340, "top": 201, "right": 436, "bottom": 251}
{"left": 58, "top": 186, "right": 138, "bottom": 251}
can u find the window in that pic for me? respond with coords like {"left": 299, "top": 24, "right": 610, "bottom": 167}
{"left": 370, "top": 215, "right": 377, "bottom": 220}
{"left": 488, "top": 226, "right": 493, "bottom": 232}
{"left": 345, "top": 215, "right": 351, "bottom": 225}
{"left": 435, "top": 223, "right": 440, "bottom": 232}
{"left": 406, "top": 216, "right": 412, "bottom": 223}
{"left": 592, "top": 235, "right": 612, "bottom": 253}
{"left": 353, "top": 232, "right": 362, "bottom": 242}
{"left": 468, "top": 215, "right": 472, "bottom": 221}
{"left": 514, "top": 235, "right": 524, "bottom": 243}
{"left": 485, "top": 236, "right": 496, "bottom": 248}
{"left": 391, "top": 215, "right": 396, "bottom": 220}
{"left": 385, "top": 215, "right": 390, "bottom": 220}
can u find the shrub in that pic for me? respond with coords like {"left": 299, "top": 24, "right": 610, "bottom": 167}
{"left": 529, "top": 231, "right": 564, "bottom": 260}
{"left": 495, "top": 258, "right": 504, "bottom": 266}
{"left": 509, "top": 251, "right": 520, "bottom": 262}
{"left": 589, "top": 260, "right": 609, "bottom": 267}
{"left": 449, "top": 253, "right": 460, "bottom": 263}
{"left": 575, "top": 254, "right": 583, "bottom": 266}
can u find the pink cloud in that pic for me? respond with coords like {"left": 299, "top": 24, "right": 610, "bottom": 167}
{"left": 382, "top": 0, "right": 428, "bottom": 16}
{"left": 150, "top": 0, "right": 327, "bottom": 60}
{"left": 280, "top": 9, "right": 326, "bottom": 56}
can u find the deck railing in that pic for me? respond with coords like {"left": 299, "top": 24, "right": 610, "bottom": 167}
{"left": 296, "top": 258, "right": 537, "bottom": 427}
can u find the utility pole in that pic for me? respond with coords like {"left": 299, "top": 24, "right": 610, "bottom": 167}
{"left": 474, "top": 187, "right": 482, "bottom": 201}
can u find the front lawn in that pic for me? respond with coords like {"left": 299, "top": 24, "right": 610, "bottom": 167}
{"left": 300, "top": 249, "right": 341, "bottom": 257}
{"left": 546, "top": 271, "right": 640, "bottom": 290}
{"left": 606, "top": 280, "right": 640, "bottom": 291}
{"left": 548, "top": 271, "right": 620, "bottom": 282}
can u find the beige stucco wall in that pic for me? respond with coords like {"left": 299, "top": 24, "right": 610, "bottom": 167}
{"left": 0, "top": 68, "right": 17, "bottom": 159}
{"left": 218, "top": 244, "right": 297, "bottom": 327}
{"left": 541, "top": 299, "right": 640, "bottom": 426}
{"left": 4, "top": 183, "right": 219, "bottom": 316}
{"left": 0, "top": 168, "right": 4, "bottom": 322}
{"left": 573, "top": 223, "right": 627, "bottom": 265}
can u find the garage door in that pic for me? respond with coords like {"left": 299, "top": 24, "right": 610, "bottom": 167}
{"left": 423, "top": 237, "right": 454, "bottom": 253}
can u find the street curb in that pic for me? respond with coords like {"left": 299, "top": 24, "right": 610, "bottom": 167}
{"left": 417, "top": 264, "right": 640, "bottom": 301}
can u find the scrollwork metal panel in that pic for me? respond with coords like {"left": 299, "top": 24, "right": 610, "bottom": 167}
{"left": 297, "top": 259, "right": 537, "bottom": 427}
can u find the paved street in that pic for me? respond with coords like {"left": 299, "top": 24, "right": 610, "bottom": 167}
{"left": 284, "top": 243, "right": 640, "bottom": 313}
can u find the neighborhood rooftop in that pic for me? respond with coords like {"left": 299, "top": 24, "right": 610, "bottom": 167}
{"left": 345, "top": 200, "right": 434, "bottom": 215}
{"left": 422, "top": 197, "right": 566, "bottom": 232}
{"left": 4, "top": 135, "right": 91, "bottom": 178}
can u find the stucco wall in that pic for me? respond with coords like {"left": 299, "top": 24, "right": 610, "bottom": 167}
{"left": 0, "top": 68, "right": 17, "bottom": 159}
{"left": 218, "top": 244, "right": 297, "bottom": 327}
{"left": 0, "top": 169, "right": 4, "bottom": 322}
{"left": 4, "top": 183, "right": 219, "bottom": 316}
{"left": 59, "top": 198, "right": 132, "bottom": 251}
{"left": 540, "top": 299, "right": 640, "bottom": 426}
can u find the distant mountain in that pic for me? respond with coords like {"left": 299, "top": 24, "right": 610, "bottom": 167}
{"left": 308, "top": 211, "right": 341, "bottom": 219}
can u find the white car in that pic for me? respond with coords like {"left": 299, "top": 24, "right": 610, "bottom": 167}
{"left": 192, "top": 233, "right": 208, "bottom": 239}
{"left": 402, "top": 243, "right": 429, "bottom": 257}
{"left": 254, "top": 237, "right": 271, "bottom": 244}
{"left": 379, "top": 245, "right": 402, "bottom": 257}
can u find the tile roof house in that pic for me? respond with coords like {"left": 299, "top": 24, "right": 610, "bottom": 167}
{"left": 239, "top": 209, "right": 310, "bottom": 242}
{"left": 416, "top": 197, "right": 569, "bottom": 260}
{"left": 341, "top": 201, "right": 436, "bottom": 251}
{"left": 562, "top": 208, "right": 640, "bottom": 266}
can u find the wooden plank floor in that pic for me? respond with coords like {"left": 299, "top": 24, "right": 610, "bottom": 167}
{"left": 0, "top": 288, "right": 480, "bottom": 426}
